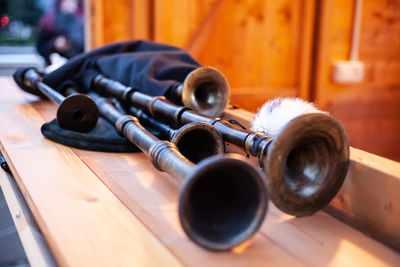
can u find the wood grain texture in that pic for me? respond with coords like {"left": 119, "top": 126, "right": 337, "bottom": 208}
{"left": 87, "top": 0, "right": 315, "bottom": 111}
{"left": 34, "top": 91, "right": 400, "bottom": 266}
{"left": 153, "top": 0, "right": 314, "bottom": 111}
{"left": 0, "top": 164, "right": 57, "bottom": 267}
{"left": 31, "top": 84, "right": 304, "bottom": 266}
{"left": 86, "top": 0, "right": 400, "bottom": 161}
{"left": 0, "top": 78, "right": 181, "bottom": 266}
{"left": 223, "top": 106, "right": 400, "bottom": 253}
{"left": 312, "top": 0, "right": 400, "bottom": 161}
{"left": 326, "top": 147, "right": 400, "bottom": 252}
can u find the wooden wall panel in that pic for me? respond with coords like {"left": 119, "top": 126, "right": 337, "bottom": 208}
{"left": 88, "top": 0, "right": 152, "bottom": 49}
{"left": 313, "top": 0, "right": 400, "bottom": 161}
{"left": 86, "top": 0, "right": 400, "bottom": 160}
{"left": 153, "top": 0, "right": 315, "bottom": 111}
{"left": 87, "top": 0, "right": 315, "bottom": 111}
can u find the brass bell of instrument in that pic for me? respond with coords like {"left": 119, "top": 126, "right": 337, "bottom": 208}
{"left": 178, "top": 66, "right": 230, "bottom": 117}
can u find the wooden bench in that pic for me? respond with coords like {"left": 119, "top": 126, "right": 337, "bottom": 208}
{"left": 0, "top": 77, "right": 399, "bottom": 266}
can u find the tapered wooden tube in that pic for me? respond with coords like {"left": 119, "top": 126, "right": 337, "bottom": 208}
{"left": 19, "top": 68, "right": 99, "bottom": 133}
{"left": 127, "top": 105, "right": 224, "bottom": 163}
{"left": 89, "top": 92, "right": 268, "bottom": 251}
{"left": 92, "top": 74, "right": 350, "bottom": 217}
{"left": 92, "top": 74, "right": 266, "bottom": 156}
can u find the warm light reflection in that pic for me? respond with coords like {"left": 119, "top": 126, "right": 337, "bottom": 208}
{"left": 232, "top": 240, "right": 252, "bottom": 254}
{"left": 327, "top": 239, "right": 388, "bottom": 267}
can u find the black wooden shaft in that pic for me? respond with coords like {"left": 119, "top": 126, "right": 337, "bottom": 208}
{"left": 64, "top": 87, "right": 80, "bottom": 96}
{"left": 89, "top": 92, "right": 193, "bottom": 179}
{"left": 128, "top": 105, "right": 173, "bottom": 138}
{"left": 93, "top": 74, "right": 272, "bottom": 158}
{"left": 91, "top": 74, "right": 349, "bottom": 219}
{"left": 24, "top": 69, "right": 64, "bottom": 104}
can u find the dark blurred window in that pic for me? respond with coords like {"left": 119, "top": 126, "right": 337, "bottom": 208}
{"left": 0, "top": 0, "right": 44, "bottom": 45}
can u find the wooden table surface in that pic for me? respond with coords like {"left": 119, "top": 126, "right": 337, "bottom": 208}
{"left": 0, "top": 77, "right": 399, "bottom": 266}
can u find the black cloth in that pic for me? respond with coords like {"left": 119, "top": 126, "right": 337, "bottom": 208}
{"left": 42, "top": 40, "right": 202, "bottom": 101}
{"left": 14, "top": 40, "right": 201, "bottom": 152}
{"left": 41, "top": 116, "right": 166, "bottom": 152}
{"left": 41, "top": 117, "right": 139, "bottom": 152}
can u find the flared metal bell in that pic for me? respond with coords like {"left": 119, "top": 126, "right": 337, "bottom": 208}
{"left": 264, "top": 112, "right": 350, "bottom": 217}
{"left": 181, "top": 66, "right": 230, "bottom": 117}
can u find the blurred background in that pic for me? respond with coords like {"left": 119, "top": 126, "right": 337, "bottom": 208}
{"left": 1, "top": 0, "right": 399, "bottom": 162}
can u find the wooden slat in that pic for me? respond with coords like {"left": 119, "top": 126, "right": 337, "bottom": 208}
{"left": 27, "top": 80, "right": 400, "bottom": 265}
{"left": 151, "top": 0, "right": 315, "bottom": 111}
{"left": 132, "top": 0, "right": 152, "bottom": 39}
{"left": 297, "top": 0, "right": 316, "bottom": 100}
{"left": 0, "top": 78, "right": 181, "bottom": 266}
{"left": 0, "top": 161, "right": 57, "bottom": 267}
{"left": 87, "top": 0, "right": 104, "bottom": 49}
{"left": 87, "top": 0, "right": 153, "bottom": 49}
{"left": 30, "top": 86, "right": 304, "bottom": 266}
{"left": 229, "top": 86, "right": 296, "bottom": 112}
{"left": 73, "top": 151, "right": 305, "bottom": 266}
{"left": 326, "top": 147, "right": 400, "bottom": 251}
{"left": 223, "top": 106, "right": 400, "bottom": 253}
{"left": 262, "top": 206, "right": 400, "bottom": 266}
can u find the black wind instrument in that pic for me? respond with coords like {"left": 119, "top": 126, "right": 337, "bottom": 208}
{"left": 89, "top": 92, "right": 268, "bottom": 251}
{"left": 126, "top": 104, "right": 224, "bottom": 163}
{"left": 16, "top": 68, "right": 99, "bottom": 133}
{"left": 92, "top": 74, "right": 349, "bottom": 217}
{"left": 171, "top": 66, "right": 230, "bottom": 117}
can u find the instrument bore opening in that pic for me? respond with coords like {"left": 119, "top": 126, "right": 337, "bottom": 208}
{"left": 175, "top": 128, "right": 222, "bottom": 163}
{"left": 284, "top": 136, "right": 332, "bottom": 198}
{"left": 194, "top": 81, "right": 218, "bottom": 110}
{"left": 182, "top": 160, "right": 265, "bottom": 248}
{"left": 72, "top": 109, "right": 84, "bottom": 121}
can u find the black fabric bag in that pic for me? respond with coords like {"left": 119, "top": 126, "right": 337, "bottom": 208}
{"left": 43, "top": 40, "right": 201, "bottom": 102}
{"left": 14, "top": 40, "right": 201, "bottom": 152}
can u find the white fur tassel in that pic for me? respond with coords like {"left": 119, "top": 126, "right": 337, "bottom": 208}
{"left": 251, "top": 97, "right": 319, "bottom": 138}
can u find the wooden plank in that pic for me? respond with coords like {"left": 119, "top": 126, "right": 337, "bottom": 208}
{"left": 30, "top": 84, "right": 304, "bottom": 266}
{"left": 152, "top": 0, "right": 315, "bottom": 111}
{"left": 132, "top": 0, "right": 152, "bottom": 39}
{"left": 87, "top": 0, "right": 104, "bottom": 49}
{"left": 262, "top": 205, "right": 400, "bottom": 267}
{"left": 229, "top": 86, "right": 296, "bottom": 112}
{"left": 0, "top": 164, "right": 57, "bottom": 267}
{"left": 79, "top": 149, "right": 400, "bottom": 266}
{"left": 28, "top": 80, "right": 400, "bottom": 265}
{"left": 224, "top": 106, "right": 400, "bottom": 252}
{"left": 326, "top": 147, "right": 400, "bottom": 252}
{"left": 88, "top": 0, "right": 150, "bottom": 48}
{"left": 0, "top": 78, "right": 182, "bottom": 266}
{"left": 102, "top": 0, "right": 135, "bottom": 44}
{"left": 73, "top": 151, "right": 305, "bottom": 266}
{"left": 297, "top": 0, "right": 316, "bottom": 100}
